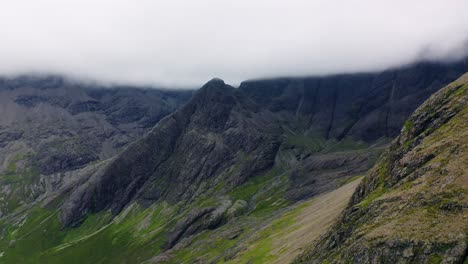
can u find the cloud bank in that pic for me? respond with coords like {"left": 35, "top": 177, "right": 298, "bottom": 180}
{"left": 1, "top": 0, "right": 468, "bottom": 87}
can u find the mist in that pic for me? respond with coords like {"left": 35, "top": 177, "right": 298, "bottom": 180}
{"left": 1, "top": 0, "right": 468, "bottom": 87}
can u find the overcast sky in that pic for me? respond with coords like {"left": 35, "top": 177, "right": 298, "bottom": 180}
{"left": 1, "top": 0, "right": 468, "bottom": 87}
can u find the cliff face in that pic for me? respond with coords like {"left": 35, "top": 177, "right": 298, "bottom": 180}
{"left": 296, "top": 73, "right": 468, "bottom": 263}
{"left": 240, "top": 60, "right": 468, "bottom": 142}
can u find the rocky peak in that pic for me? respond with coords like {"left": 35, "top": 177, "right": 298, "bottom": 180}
{"left": 201, "top": 77, "right": 226, "bottom": 88}
{"left": 58, "top": 78, "right": 279, "bottom": 227}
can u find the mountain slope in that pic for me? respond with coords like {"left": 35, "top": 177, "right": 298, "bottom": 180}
{"left": 296, "top": 73, "right": 468, "bottom": 263}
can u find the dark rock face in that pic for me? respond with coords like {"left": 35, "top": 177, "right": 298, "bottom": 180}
{"left": 240, "top": 60, "right": 468, "bottom": 142}
{"left": 33, "top": 137, "right": 100, "bottom": 175}
{"left": 164, "top": 206, "right": 220, "bottom": 249}
{"left": 285, "top": 149, "right": 377, "bottom": 201}
{"left": 296, "top": 74, "right": 468, "bottom": 263}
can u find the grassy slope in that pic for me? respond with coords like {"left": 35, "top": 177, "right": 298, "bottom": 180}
{"left": 0, "top": 165, "right": 363, "bottom": 264}
{"left": 159, "top": 178, "right": 361, "bottom": 264}
{"left": 228, "top": 178, "right": 361, "bottom": 264}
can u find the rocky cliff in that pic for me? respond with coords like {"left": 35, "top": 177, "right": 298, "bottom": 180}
{"left": 296, "top": 73, "right": 468, "bottom": 263}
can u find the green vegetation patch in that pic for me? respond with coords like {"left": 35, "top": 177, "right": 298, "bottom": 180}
{"left": 403, "top": 120, "right": 414, "bottom": 132}
{"left": 287, "top": 134, "right": 325, "bottom": 152}
{"left": 0, "top": 202, "right": 180, "bottom": 264}
{"left": 229, "top": 167, "right": 282, "bottom": 201}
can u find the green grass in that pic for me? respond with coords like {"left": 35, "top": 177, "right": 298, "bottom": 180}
{"left": 286, "top": 134, "right": 325, "bottom": 152}
{"left": 357, "top": 186, "right": 386, "bottom": 208}
{"left": 428, "top": 254, "right": 443, "bottom": 264}
{"left": 286, "top": 133, "right": 369, "bottom": 154}
{"left": 0, "top": 203, "right": 180, "bottom": 264}
{"left": 226, "top": 200, "right": 310, "bottom": 264}
{"left": 325, "top": 138, "right": 368, "bottom": 152}
{"left": 6, "top": 162, "right": 16, "bottom": 175}
{"left": 403, "top": 120, "right": 414, "bottom": 132}
{"left": 356, "top": 161, "right": 391, "bottom": 209}
{"left": 0, "top": 165, "right": 40, "bottom": 214}
{"left": 170, "top": 229, "right": 242, "bottom": 264}
{"left": 229, "top": 167, "right": 282, "bottom": 201}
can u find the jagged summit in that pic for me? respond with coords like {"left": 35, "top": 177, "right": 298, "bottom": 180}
{"left": 192, "top": 77, "right": 234, "bottom": 99}
{"left": 203, "top": 77, "right": 225, "bottom": 86}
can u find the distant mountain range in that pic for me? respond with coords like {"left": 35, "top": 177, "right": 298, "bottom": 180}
{"left": 0, "top": 58, "right": 466, "bottom": 263}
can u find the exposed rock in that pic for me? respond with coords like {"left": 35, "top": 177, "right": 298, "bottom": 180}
{"left": 227, "top": 200, "right": 248, "bottom": 219}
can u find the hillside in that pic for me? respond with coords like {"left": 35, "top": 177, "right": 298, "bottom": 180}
{"left": 296, "top": 73, "right": 468, "bottom": 263}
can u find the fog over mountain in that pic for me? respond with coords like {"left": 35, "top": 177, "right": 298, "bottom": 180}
{"left": 1, "top": 0, "right": 467, "bottom": 87}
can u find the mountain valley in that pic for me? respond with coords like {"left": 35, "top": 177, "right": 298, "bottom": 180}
{"left": 0, "top": 60, "right": 467, "bottom": 263}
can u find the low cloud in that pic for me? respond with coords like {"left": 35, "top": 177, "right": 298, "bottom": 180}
{"left": 1, "top": 0, "right": 467, "bottom": 87}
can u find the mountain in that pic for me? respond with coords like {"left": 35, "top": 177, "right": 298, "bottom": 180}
{"left": 0, "top": 60, "right": 466, "bottom": 263}
{"left": 60, "top": 59, "right": 468, "bottom": 228}
{"left": 296, "top": 73, "right": 468, "bottom": 263}
{"left": 0, "top": 75, "right": 192, "bottom": 216}
{"left": 239, "top": 60, "right": 467, "bottom": 142}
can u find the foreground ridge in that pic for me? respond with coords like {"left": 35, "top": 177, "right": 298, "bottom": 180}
{"left": 296, "top": 73, "right": 468, "bottom": 263}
